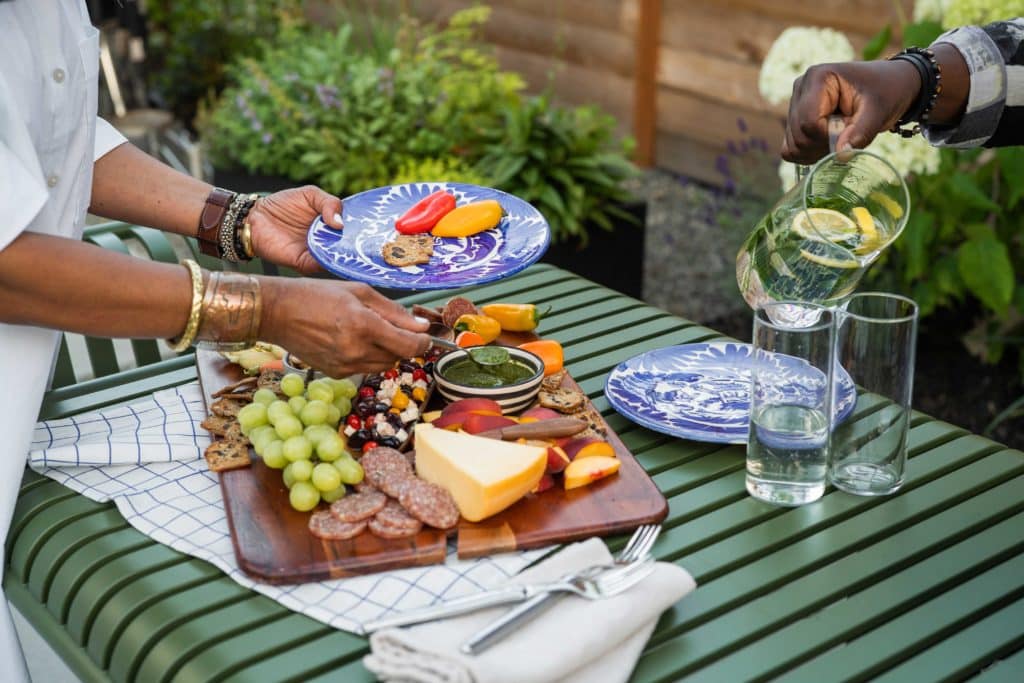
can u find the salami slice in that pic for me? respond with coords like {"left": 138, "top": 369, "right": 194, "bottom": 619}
{"left": 353, "top": 481, "right": 380, "bottom": 495}
{"left": 330, "top": 490, "right": 387, "bottom": 523}
{"left": 362, "top": 447, "right": 414, "bottom": 490}
{"left": 398, "top": 479, "right": 460, "bottom": 530}
{"left": 368, "top": 516, "right": 422, "bottom": 539}
{"left": 308, "top": 511, "right": 367, "bottom": 540}
{"left": 441, "top": 296, "right": 479, "bottom": 328}
{"left": 375, "top": 499, "right": 422, "bottom": 531}
{"left": 376, "top": 470, "right": 415, "bottom": 499}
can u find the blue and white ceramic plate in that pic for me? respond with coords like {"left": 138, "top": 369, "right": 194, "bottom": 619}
{"left": 604, "top": 342, "right": 857, "bottom": 444}
{"left": 306, "top": 182, "right": 550, "bottom": 290}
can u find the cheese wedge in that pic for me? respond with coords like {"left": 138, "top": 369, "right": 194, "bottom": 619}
{"left": 414, "top": 423, "right": 547, "bottom": 522}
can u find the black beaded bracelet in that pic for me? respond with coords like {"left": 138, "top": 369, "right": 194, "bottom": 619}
{"left": 218, "top": 193, "right": 257, "bottom": 262}
{"left": 888, "top": 47, "right": 943, "bottom": 138}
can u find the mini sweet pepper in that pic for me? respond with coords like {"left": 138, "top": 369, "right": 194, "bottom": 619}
{"left": 480, "top": 303, "right": 552, "bottom": 332}
{"left": 453, "top": 314, "right": 502, "bottom": 344}
{"left": 431, "top": 200, "right": 503, "bottom": 238}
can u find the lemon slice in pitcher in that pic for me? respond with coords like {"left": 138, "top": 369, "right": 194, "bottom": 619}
{"left": 791, "top": 208, "right": 860, "bottom": 246}
{"left": 851, "top": 206, "right": 881, "bottom": 254}
{"left": 798, "top": 249, "right": 861, "bottom": 269}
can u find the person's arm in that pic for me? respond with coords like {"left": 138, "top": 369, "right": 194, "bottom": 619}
{"left": 89, "top": 143, "right": 345, "bottom": 274}
{"left": 781, "top": 18, "right": 1023, "bottom": 163}
{"left": 925, "top": 19, "right": 1024, "bottom": 148}
{"left": 0, "top": 231, "right": 430, "bottom": 376}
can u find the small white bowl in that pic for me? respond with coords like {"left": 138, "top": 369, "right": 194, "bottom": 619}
{"left": 433, "top": 347, "right": 545, "bottom": 414}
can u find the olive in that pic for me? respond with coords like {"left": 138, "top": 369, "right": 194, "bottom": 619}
{"left": 379, "top": 436, "right": 401, "bottom": 449}
{"left": 423, "top": 361, "right": 435, "bottom": 375}
{"left": 398, "top": 360, "right": 418, "bottom": 373}
{"left": 386, "top": 412, "right": 404, "bottom": 429}
{"left": 363, "top": 374, "right": 383, "bottom": 390}
{"left": 348, "top": 429, "right": 371, "bottom": 450}
{"left": 373, "top": 401, "right": 390, "bottom": 414}
{"left": 354, "top": 401, "right": 376, "bottom": 418}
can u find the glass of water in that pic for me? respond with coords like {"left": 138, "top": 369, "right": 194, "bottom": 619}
{"left": 747, "top": 302, "right": 835, "bottom": 506}
{"left": 829, "top": 292, "right": 918, "bottom": 495}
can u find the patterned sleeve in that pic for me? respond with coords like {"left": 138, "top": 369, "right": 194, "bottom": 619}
{"left": 924, "top": 18, "right": 1024, "bottom": 148}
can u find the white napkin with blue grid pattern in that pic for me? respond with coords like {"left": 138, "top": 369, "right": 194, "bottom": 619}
{"left": 28, "top": 382, "right": 547, "bottom": 634}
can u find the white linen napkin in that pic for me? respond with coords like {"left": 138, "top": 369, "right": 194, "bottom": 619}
{"left": 364, "top": 538, "right": 696, "bottom": 683}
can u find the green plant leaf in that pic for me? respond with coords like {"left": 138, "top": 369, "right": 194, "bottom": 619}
{"left": 997, "top": 147, "right": 1024, "bottom": 209}
{"left": 957, "top": 234, "right": 1014, "bottom": 315}
{"left": 949, "top": 172, "right": 1001, "bottom": 213}
{"left": 902, "top": 21, "right": 943, "bottom": 48}
{"left": 862, "top": 25, "right": 891, "bottom": 61}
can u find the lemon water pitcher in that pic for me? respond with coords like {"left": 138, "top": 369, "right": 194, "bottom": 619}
{"left": 736, "top": 150, "right": 910, "bottom": 312}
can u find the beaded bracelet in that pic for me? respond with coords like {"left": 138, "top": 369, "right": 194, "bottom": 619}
{"left": 218, "top": 193, "right": 258, "bottom": 262}
{"left": 166, "top": 259, "right": 205, "bottom": 352}
{"left": 888, "top": 47, "right": 943, "bottom": 138}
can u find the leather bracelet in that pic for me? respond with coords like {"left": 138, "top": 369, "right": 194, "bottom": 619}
{"left": 219, "top": 193, "right": 258, "bottom": 263}
{"left": 888, "top": 47, "right": 943, "bottom": 138}
{"left": 197, "top": 188, "right": 236, "bottom": 259}
{"left": 194, "top": 270, "right": 262, "bottom": 350}
{"left": 166, "top": 259, "right": 205, "bottom": 352}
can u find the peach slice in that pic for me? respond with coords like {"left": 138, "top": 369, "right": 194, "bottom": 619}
{"left": 463, "top": 413, "right": 518, "bottom": 435}
{"left": 421, "top": 410, "right": 443, "bottom": 424}
{"left": 532, "top": 473, "right": 556, "bottom": 494}
{"left": 564, "top": 455, "right": 620, "bottom": 490}
{"left": 431, "top": 411, "right": 469, "bottom": 430}
{"left": 562, "top": 437, "right": 616, "bottom": 461}
{"left": 441, "top": 398, "right": 503, "bottom": 418}
{"left": 545, "top": 446, "right": 571, "bottom": 474}
{"left": 520, "top": 406, "right": 563, "bottom": 422}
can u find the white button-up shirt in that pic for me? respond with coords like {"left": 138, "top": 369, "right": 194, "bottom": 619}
{"left": 0, "top": 2, "right": 126, "bottom": 677}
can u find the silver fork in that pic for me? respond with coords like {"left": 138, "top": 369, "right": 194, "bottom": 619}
{"left": 460, "top": 524, "right": 662, "bottom": 654}
{"left": 361, "top": 554, "right": 655, "bottom": 633}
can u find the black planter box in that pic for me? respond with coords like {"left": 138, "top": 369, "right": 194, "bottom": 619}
{"left": 212, "top": 167, "right": 303, "bottom": 194}
{"left": 541, "top": 200, "right": 647, "bottom": 299}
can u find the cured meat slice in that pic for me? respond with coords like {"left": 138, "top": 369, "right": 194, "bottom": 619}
{"left": 375, "top": 499, "right": 422, "bottom": 531}
{"left": 376, "top": 470, "right": 415, "bottom": 499}
{"left": 362, "top": 447, "right": 414, "bottom": 490}
{"left": 411, "top": 304, "right": 444, "bottom": 324}
{"left": 441, "top": 296, "right": 479, "bottom": 328}
{"left": 330, "top": 491, "right": 387, "bottom": 523}
{"left": 308, "top": 511, "right": 367, "bottom": 540}
{"left": 398, "top": 478, "right": 460, "bottom": 530}
{"left": 368, "top": 516, "right": 422, "bottom": 539}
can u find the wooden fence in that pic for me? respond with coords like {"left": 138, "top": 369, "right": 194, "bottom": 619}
{"left": 320, "top": 0, "right": 913, "bottom": 184}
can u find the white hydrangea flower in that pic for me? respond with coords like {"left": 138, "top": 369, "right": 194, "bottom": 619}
{"left": 864, "top": 132, "right": 942, "bottom": 177}
{"left": 759, "top": 27, "right": 855, "bottom": 106}
{"left": 913, "top": 0, "right": 952, "bottom": 23}
{"left": 943, "top": 0, "right": 1024, "bottom": 29}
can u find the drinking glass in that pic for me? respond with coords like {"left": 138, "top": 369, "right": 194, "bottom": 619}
{"left": 747, "top": 302, "right": 835, "bottom": 506}
{"left": 829, "top": 293, "right": 918, "bottom": 496}
{"left": 736, "top": 150, "right": 910, "bottom": 320}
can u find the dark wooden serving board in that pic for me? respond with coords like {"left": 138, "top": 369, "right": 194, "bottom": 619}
{"left": 197, "top": 345, "right": 667, "bottom": 585}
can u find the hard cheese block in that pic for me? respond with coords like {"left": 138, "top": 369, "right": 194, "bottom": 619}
{"left": 414, "top": 424, "right": 547, "bottom": 522}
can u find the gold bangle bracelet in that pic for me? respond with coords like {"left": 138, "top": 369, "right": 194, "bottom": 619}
{"left": 195, "top": 270, "right": 262, "bottom": 350}
{"left": 241, "top": 220, "right": 255, "bottom": 259}
{"left": 166, "top": 259, "right": 205, "bottom": 352}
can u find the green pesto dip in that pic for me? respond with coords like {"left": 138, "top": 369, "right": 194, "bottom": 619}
{"left": 440, "top": 356, "right": 535, "bottom": 388}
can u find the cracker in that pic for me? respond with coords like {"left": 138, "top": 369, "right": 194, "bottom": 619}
{"left": 200, "top": 414, "right": 234, "bottom": 437}
{"left": 210, "top": 398, "right": 246, "bottom": 418}
{"left": 213, "top": 376, "right": 259, "bottom": 397}
{"left": 537, "top": 387, "right": 586, "bottom": 413}
{"left": 203, "top": 439, "right": 251, "bottom": 472}
{"left": 257, "top": 370, "right": 285, "bottom": 395}
{"left": 541, "top": 369, "right": 567, "bottom": 392}
{"left": 382, "top": 234, "right": 434, "bottom": 267}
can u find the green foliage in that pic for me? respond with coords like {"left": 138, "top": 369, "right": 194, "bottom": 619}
{"left": 862, "top": 25, "right": 892, "bottom": 61}
{"left": 472, "top": 96, "right": 639, "bottom": 245}
{"left": 198, "top": 6, "right": 638, "bottom": 245}
{"left": 146, "top": 0, "right": 304, "bottom": 125}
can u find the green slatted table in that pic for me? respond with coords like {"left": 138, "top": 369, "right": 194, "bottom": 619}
{"left": 6, "top": 264, "right": 1024, "bottom": 683}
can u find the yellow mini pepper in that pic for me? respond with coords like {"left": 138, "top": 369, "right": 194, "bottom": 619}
{"left": 431, "top": 200, "right": 503, "bottom": 238}
{"left": 453, "top": 314, "right": 501, "bottom": 344}
{"left": 479, "top": 303, "right": 552, "bottom": 332}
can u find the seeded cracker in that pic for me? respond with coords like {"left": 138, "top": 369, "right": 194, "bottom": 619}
{"left": 541, "top": 369, "right": 568, "bottom": 392}
{"left": 200, "top": 414, "right": 235, "bottom": 437}
{"left": 257, "top": 369, "right": 285, "bottom": 395}
{"left": 382, "top": 234, "right": 434, "bottom": 267}
{"left": 210, "top": 397, "right": 246, "bottom": 418}
{"left": 537, "top": 387, "right": 586, "bottom": 413}
{"left": 204, "top": 439, "right": 251, "bottom": 472}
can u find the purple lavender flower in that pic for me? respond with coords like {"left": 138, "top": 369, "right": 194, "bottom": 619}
{"left": 282, "top": 72, "right": 299, "bottom": 82}
{"left": 262, "top": 132, "right": 274, "bottom": 144}
{"left": 315, "top": 83, "right": 341, "bottom": 109}
{"left": 737, "top": 117, "right": 748, "bottom": 133}
{"left": 715, "top": 154, "right": 731, "bottom": 177}
{"left": 251, "top": 120, "right": 263, "bottom": 132}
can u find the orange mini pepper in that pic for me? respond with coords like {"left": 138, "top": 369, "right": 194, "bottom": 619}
{"left": 479, "top": 303, "right": 552, "bottom": 332}
{"left": 518, "top": 339, "right": 564, "bottom": 376}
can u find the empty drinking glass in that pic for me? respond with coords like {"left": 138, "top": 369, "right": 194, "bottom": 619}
{"left": 828, "top": 293, "right": 918, "bottom": 496}
{"left": 747, "top": 302, "right": 835, "bottom": 506}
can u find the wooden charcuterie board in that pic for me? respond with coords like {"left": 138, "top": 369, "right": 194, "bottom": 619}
{"left": 197, "top": 346, "right": 667, "bottom": 585}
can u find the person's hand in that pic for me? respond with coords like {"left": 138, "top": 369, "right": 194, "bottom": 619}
{"left": 781, "top": 59, "right": 921, "bottom": 164}
{"left": 259, "top": 277, "right": 431, "bottom": 377}
{"left": 247, "top": 185, "right": 344, "bottom": 274}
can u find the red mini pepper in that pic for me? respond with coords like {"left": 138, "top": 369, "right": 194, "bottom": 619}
{"left": 395, "top": 190, "right": 457, "bottom": 235}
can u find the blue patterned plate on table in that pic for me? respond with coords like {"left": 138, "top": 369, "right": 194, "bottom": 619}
{"left": 306, "top": 182, "right": 550, "bottom": 290}
{"left": 603, "top": 342, "right": 857, "bottom": 444}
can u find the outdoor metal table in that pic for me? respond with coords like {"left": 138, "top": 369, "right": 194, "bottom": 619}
{"left": 7, "top": 263, "right": 1024, "bottom": 682}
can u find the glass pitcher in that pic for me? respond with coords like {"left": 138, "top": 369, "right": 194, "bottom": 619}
{"left": 736, "top": 150, "right": 910, "bottom": 315}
